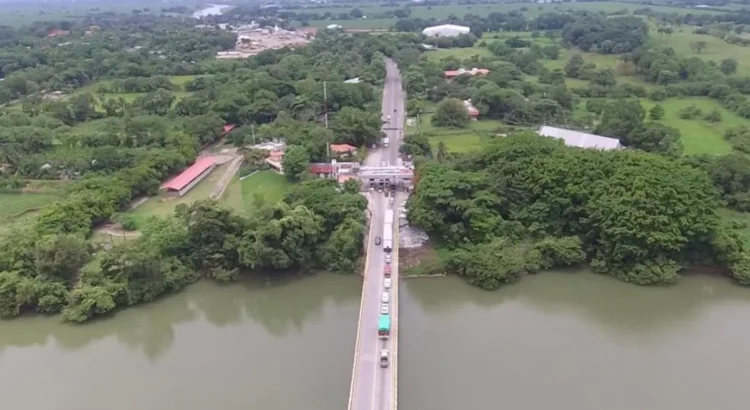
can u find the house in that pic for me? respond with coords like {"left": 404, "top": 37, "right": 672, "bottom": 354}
{"left": 330, "top": 144, "right": 357, "bottom": 157}
{"left": 464, "top": 99, "right": 480, "bottom": 120}
{"left": 266, "top": 150, "right": 284, "bottom": 173}
{"left": 160, "top": 157, "right": 216, "bottom": 196}
{"left": 326, "top": 24, "right": 343, "bottom": 30}
{"left": 222, "top": 124, "right": 237, "bottom": 136}
{"left": 444, "top": 68, "right": 490, "bottom": 80}
{"left": 309, "top": 163, "right": 335, "bottom": 178}
{"left": 537, "top": 126, "right": 622, "bottom": 150}
{"left": 47, "top": 29, "right": 70, "bottom": 38}
{"left": 344, "top": 77, "right": 362, "bottom": 84}
{"left": 422, "top": 24, "right": 470, "bottom": 38}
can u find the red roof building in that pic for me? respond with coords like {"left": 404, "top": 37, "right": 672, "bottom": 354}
{"left": 330, "top": 144, "right": 357, "bottom": 155}
{"left": 464, "top": 99, "right": 480, "bottom": 120}
{"left": 47, "top": 29, "right": 70, "bottom": 38}
{"left": 160, "top": 157, "right": 216, "bottom": 196}
{"left": 222, "top": 124, "right": 237, "bottom": 135}
{"left": 309, "top": 163, "right": 334, "bottom": 175}
{"left": 444, "top": 68, "right": 490, "bottom": 79}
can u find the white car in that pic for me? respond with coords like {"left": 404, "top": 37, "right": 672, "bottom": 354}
{"left": 389, "top": 196, "right": 394, "bottom": 204}
{"left": 381, "top": 292, "right": 390, "bottom": 303}
{"left": 384, "top": 278, "right": 392, "bottom": 289}
{"left": 385, "top": 254, "right": 391, "bottom": 264}
{"left": 380, "top": 304, "right": 389, "bottom": 314}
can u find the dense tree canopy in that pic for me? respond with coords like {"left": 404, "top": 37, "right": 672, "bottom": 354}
{"left": 407, "top": 134, "right": 747, "bottom": 287}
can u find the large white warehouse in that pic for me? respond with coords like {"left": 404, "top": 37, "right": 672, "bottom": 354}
{"left": 422, "top": 24, "right": 470, "bottom": 37}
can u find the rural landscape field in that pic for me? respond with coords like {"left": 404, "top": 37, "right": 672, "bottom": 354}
{"left": 2, "top": 0, "right": 750, "bottom": 317}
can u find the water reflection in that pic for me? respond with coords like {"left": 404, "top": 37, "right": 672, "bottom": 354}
{"left": 404, "top": 269, "right": 750, "bottom": 336}
{"left": 0, "top": 272, "right": 361, "bottom": 360}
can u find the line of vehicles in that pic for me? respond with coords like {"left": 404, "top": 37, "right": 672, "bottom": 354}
{"left": 375, "top": 209, "right": 394, "bottom": 368}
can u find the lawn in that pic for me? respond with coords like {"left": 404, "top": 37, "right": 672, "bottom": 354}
{"left": 222, "top": 170, "right": 292, "bottom": 214}
{"left": 650, "top": 28, "right": 750, "bottom": 76}
{"left": 640, "top": 97, "right": 736, "bottom": 155}
{"left": 0, "top": 192, "right": 60, "bottom": 222}
{"left": 408, "top": 114, "right": 510, "bottom": 153}
{"left": 129, "top": 162, "right": 230, "bottom": 224}
{"left": 425, "top": 46, "right": 493, "bottom": 62}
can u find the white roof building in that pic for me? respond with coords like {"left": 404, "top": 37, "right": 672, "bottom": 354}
{"left": 538, "top": 126, "right": 622, "bottom": 150}
{"left": 344, "top": 77, "right": 362, "bottom": 84}
{"left": 422, "top": 24, "right": 470, "bottom": 38}
{"left": 326, "top": 24, "right": 343, "bottom": 30}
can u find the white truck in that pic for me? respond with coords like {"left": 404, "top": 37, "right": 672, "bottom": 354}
{"left": 383, "top": 137, "right": 389, "bottom": 147}
{"left": 383, "top": 223, "right": 393, "bottom": 252}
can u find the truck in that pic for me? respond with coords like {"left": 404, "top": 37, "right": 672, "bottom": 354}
{"left": 383, "top": 223, "right": 393, "bottom": 252}
{"left": 383, "top": 137, "right": 389, "bottom": 147}
{"left": 385, "top": 209, "right": 394, "bottom": 225}
{"left": 378, "top": 314, "right": 391, "bottom": 339}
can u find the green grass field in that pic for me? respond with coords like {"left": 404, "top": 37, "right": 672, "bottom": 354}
{"left": 650, "top": 29, "right": 750, "bottom": 76}
{"left": 222, "top": 170, "right": 292, "bottom": 215}
{"left": 639, "top": 98, "right": 736, "bottom": 155}
{"left": 0, "top": 192, "right": 60, "bottom": 222}
{"left": 408, "top": 114, "right": 510, "bottom": 153}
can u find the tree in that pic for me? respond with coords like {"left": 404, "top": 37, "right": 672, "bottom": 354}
{"left": 705, "top": 109, "right": 722, "bottom": 122}
{"left": 432, "top": 98, "right": 470, "bottom": 128}
{"left": 34, "top": 234, "right": 90, "bottom": 282}
{"left": 331, "top": 107, "right": 381, "bottom": 147}
{"left": 239, "top": 203, "right": 324, "bottom": 271}
{"left": 282, "top": 145, "right": 311, "bottom": 181}
{"left": 626, "top": 122, "right": 683, "bottom": 157}
{"left": 690, "top": 41, "right": 708, "bottom": 53}
{"left": 350, "top": 8, "right": 363, "bottom": 18}
{"left": 595, "top": 100, "right": 645, "bottom": 140}
{"left": 649, "top": 104, "right": 665, "bottom": 120}
{"left": 564, "top": 54, "right": 585, "bottom": 78}
{"left": 720, "top": 58, "right": 738, "bottom": 75}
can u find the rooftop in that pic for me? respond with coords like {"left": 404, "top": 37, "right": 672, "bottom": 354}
{"left": 423, "top": 24, "right": 470, "bottom": 31}
{"left": 445, "top": 68, "right": 490, "bottom": 78}
{"left": 161, "top": 157, "right": 216, "bottom": 191}
{"left": 538, "top": 126, "right": 621, "bottom": 150}
{"left": 330, "top": 144, "right": 357, "bottom": 154}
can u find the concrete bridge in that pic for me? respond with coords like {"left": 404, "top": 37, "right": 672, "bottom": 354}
{"left": 347, "top": 59, "right": 403, "bottom": 410}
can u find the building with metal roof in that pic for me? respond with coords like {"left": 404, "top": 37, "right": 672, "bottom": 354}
{"left": 160, "top": 157, "right": 216, "bottom": 196}
{"left": 538, "top": 126, "right": 622, "bottom": 150}
{"left": 422, "top": 24, "right": 470, "bottom": 37}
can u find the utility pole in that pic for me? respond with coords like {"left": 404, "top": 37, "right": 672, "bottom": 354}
{"left": 251, "top": 123, "right": 256, "bottom": 145}
{"left": 323, "top": 80, "right": 330, "bottom": 160}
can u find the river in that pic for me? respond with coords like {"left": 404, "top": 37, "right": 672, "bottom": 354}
{"left": 2, "top": 270, "right": 750, "bottom": 410}
{"left": 192, "top": 4, "right": 232, "bottom": 19}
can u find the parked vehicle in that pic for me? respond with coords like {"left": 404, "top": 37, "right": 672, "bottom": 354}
{"left": 381, "top": 304, "right": 389, "bottom": 315}
{"left": 384, "top": 278, "right": 392, "bottom": 289}
{"left": 381, "top": 292, "right": 390, "bottom": 303}
{"left": 385, "top": 254, "right": 391, "bottom": 264}
{"left": 384, "top": 265, "right": 391, "bottom": 277}
{"left": 378, "top": 314, "right": 390, "bottom": 338}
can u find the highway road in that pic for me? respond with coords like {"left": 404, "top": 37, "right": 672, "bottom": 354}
{"left": 348, "top": 59, "right": 404, "bottom": 410}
